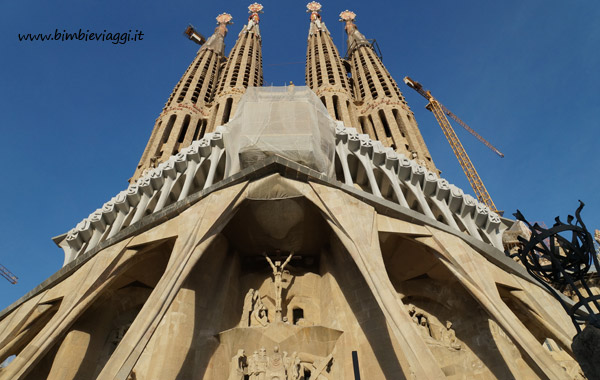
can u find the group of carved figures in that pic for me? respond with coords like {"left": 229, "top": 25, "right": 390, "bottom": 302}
{"left": 228, "top": 346, "right": 333, "bottom": 380}
{"left": 407, "top": 304, "right": 461, "bottom": 350}
{"left": 240, "top": 288, "right": 270, "bottom": 327}
{"left": 240, "top": 253, "right": 295, "bottom": 327}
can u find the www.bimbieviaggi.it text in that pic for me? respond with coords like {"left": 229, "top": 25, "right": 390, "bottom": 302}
{"left": 18, "top": 29, "right": 144, "bottom": 45}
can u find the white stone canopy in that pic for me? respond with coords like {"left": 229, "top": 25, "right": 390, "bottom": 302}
{"left": 56, "top": 91, "right": 504, "bottom": 266}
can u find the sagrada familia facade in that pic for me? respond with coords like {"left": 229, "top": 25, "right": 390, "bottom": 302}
{"left": 0, "top": 3, "right": 586, "bottom": 379}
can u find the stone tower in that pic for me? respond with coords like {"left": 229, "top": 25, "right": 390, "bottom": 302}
{"left": 132, "top": 13, "right": 233, "bottom": 181}
{"left": 340, "top": 10, "right": 436, "bottom": 172}
{"left": 211, "top": 3, "right": 264, "bottom": 128}
{"left": 0, "top": 4, "right": 585, "bottom": 380}
{"left": 305, "top": 2, "right": 358, "bottom": 129}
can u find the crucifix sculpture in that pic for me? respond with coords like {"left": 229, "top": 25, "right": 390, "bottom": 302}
{"left": 263, "top": 251, "right": 293, "bottom": 322}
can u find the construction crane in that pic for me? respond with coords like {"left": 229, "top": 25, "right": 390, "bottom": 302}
{"left": 0, "top": 264, "right": 18, "bottom": 284}
{"left": 403, "top": 76, "right": 503, "bottom": 213}
{"left": 183, "top": 25, "right": 206, "bottom": 45}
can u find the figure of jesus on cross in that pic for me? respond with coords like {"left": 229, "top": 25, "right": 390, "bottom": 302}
{"left": 263, "top": 251, "right": 293, "bottom": 322}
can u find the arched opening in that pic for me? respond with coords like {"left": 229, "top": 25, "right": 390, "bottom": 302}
{"left": 359, "top": 116, "right": 368, "bottom": 135}
{"left": 392, "top": 109, "right": 407, "bottom": 138}
{"left": 496, "top": 285, "right": 572, "bottom": 351}
{"left": 0, "top": 299, "right": 62, "bottom": 371}
{"left": 368, "top": 115, "right": 379, "bottom": 140}
{"left": 334, "top": 153, "right": 345, "bottom": 183}
{"left": 451, "top": 214, "right": 471, "bottom": 236}
{"left": 192, "top": 158, "right": 212, "bottom": 192}
{"left": 375, "top": 168, "right": 397, "bottom": 203}
{"left": 380, "top": 233, "right": 523, "bottom": 379}
{"left": 155, "top": 114, "right": 176, "bottom": 157}
{"left": 177, "top": 115, "right": 190, "bottom": 144}
{"left": 143, "top": 190, "right": 162, "bottom": 216}
{"left": 221, "top": 98, "right": 233, "bottom": 125}
{"left": 292, "top": 308, "right": 304, "bottom": 325}
{"left": 426, "top": 198, "right": 448, "bottom": 225}
{"left": 332, "top": 95, "right": 340, "bottom": 121}
{"left": 379, "top": 109, "right": 392, "bottom": 138}
{"left": 173, "top": 115, "right": 191, "bottom": 154}
{"left": 192, "top": 119, "right": 205, "bottom": 141}
{"left": 20, "top": 240, "right": 174, "bottom": 380}
{"left": 347, "top": 155, "right": 371, "bottom": 194}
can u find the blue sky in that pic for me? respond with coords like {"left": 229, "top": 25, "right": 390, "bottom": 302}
{"left": 0, "top": 0, "right": 599, "bottom": 310}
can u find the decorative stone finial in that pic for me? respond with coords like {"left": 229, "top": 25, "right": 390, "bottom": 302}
{"left": 216, "top": 13, "right": 233, "bottom": 25}
{"left": 247, "top": 3, "right": 263, "bottom": 30}
{"left": 307, "top": 1, "right": 322, "bottom": 13}
{"left": 203, "top": 12, "right": 232, "bottom": 47}
{"left": 339, "top": 9, "right": 368, "bottom": 48}
{"left": 307, "top": 1, "right": 322, "bottom": 28}
{"left": 248, "top": 3, "right": 264, "bottom": 15}
{"left": 339, "top": 10, "right": 356, "bottom": 22}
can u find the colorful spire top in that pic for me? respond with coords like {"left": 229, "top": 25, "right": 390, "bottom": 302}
{"left": 248, "top": 3, "right": 264, "bottom": 15}
{"left": 339, "top": 10, "right": 369, "bottom": 48}
{"left": 216, "top": 13, "right": 233, "bottom": 25}
{"left": 339, "top": 10, "right": 356, "bottom": 22}
{"left": 307, "top": 1, "right": 322, "bottom": 13}
{"left": 307, "top": 2, "right": 325, "bottom": 33}
{"left": 247, "top": 3, "right": 263, "bottom": 30}
{"left": 212, "top": 13, "right": 232, "bottom": 39}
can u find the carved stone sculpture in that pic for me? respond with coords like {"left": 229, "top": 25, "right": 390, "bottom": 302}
{"left": 266, "top": 346, "right": 286, "bottom": 379}
{"left": 263, "top": 252, "right": 294, "bottom": 321}
{"left": 248, "top": 351, "right": 259, "bottom": 379}
{"left": 228, "top": 349, "right": 246, "bottom": 380}
{"left": 240, "top": 288, "right": 270, "bottom": 328}
{"left": 256, "top": 347, "right": 268, "bottom": 380}
{"left": 251, "top": 305, "right": 269, "bottom": 327}
{"left": 241, "top": 288, "right": 255, "bottom": 327}
{"left": 241, "top": 288, "right": 262, "bottom": 327}
{"left": 285, "top": 351, "right": 301, "bottom": 380}
{"left": 409, "top": 308, "right": 432, "bottom": 339}
{"left": 231, "top": 345, "right": 332, "bottom": 380}
{"left": 407, "top": 304, "right": 416, "bottom": 317}
{"left": 418, "top": 316, "right": 431, "bottom": 338}
{"left": 443, "top": 321, "right": 461, "bottom": 350}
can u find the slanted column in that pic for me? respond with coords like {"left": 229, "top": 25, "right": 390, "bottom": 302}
{"left": 340, "top": 10, "right": 436, "bottom": 172}
{"left": 305, "top": 2, "right": 358, "bottom": 129}
{"left": 210, "top": 3, "right": 264, "bottom": 130}
{"left": 132, "top": 13, "right": 232, "bottom": 182}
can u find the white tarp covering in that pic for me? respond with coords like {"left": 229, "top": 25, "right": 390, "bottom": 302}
{"left": 223, "top": 86, "right": 336, "bottom": 177}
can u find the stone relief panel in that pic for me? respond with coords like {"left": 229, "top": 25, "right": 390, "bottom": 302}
{"left": 217, "top": 252, "right": 341, "bottom": 379}
{"left": 406, "top": 304, "right": 461, "bottom": 350}
{"left": 401, "top": 286, "right": 540, "bottom": 379}
{"left": 227, "top": 346, "right": 333, "bottom": 380}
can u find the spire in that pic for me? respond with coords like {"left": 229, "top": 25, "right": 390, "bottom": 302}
{"left": 131, "top": 13, "right": 232, "bottom": 181}
{"left": 305, "top": 2, "right": 358, "bottom": 128}
{"left": 339, "top": 10, "right": 370, "bottom": 53}
{"left": 306, "top": 1, "right": 329, "bottom": 35}
{"left": 244, "top": 2, "right": 263, "bottom": 35}
{"left": 211, "top": 3, "right": 264, "bottom": 127}
{"left": 340, "top": 10, "right": 436, "bottom": 171}
{"left": 200, "top": 13, "right": 233, "bottom": 55}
